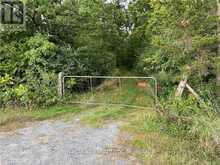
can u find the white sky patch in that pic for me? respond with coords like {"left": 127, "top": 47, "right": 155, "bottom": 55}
{"left": 105, "top": 0, "right": 133, "bottom": 9}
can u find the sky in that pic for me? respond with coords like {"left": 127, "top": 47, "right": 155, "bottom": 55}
{"left": 106, "top": 0, "right": 133, "bottom": 9}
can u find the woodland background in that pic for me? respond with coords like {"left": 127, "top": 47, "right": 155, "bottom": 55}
{"left": 0, "top": 0, "right": 219, "bottom": 107}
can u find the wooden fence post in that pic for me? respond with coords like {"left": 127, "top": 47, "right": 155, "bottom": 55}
{"left": 217, "top": 0, "right": 220, "bottom": 96}
{"left": 58, "top": 72, "right": 64, "bottom": 97}
{"left": 175, "top": 77, "right": 188, "bottom": 97}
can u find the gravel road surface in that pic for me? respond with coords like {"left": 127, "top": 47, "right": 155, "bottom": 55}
{"left": 0, "top": 119, "right": 138, "bottom": 165}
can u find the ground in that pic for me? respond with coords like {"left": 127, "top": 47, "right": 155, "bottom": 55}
{"left": 1, "top": 78, "right": 218, "bottom": 164}
{"left": 0, "top": 114, "right": 139, "bottom": 165}
{"left": 0, "top": 105, "right": 219, "bottom": 165}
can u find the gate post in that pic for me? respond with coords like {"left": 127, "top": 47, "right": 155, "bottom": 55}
{"left": 217, "top": 0, "right": 220, "bottom": 96}
{"left": 58, "top": 72, "right": 64, "bottom": 97}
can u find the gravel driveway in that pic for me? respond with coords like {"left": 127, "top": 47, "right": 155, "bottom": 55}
{"left": 0, "top": 119, "right": 138, "bottom": 165}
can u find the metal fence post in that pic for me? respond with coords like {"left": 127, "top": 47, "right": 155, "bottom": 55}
{"left": 90, "top": 76, "right": 94, "bottom": 97}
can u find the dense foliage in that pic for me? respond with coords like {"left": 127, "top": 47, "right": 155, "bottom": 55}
{"left": 0, "top": 0, "right": 123, "bottom": 107}
{"left": 0, "top": 0, "right": 219, "bottom": 161}
{"left": 0, "top": 0, "right": 219, "bottom": 108}
{"left": 135, "top": 0, "right": 218, "bottom": 95}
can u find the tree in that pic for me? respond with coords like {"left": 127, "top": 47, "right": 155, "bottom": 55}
{"left": 0, "top": 0, "right": 126, "bottom": 107}
{"left": 136, "top": 0, "right": 218, "bottom": 92}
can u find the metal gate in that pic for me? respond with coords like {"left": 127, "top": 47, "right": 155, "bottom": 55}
{"left": 60, "top": 75, "right": 158, "bottom": 109}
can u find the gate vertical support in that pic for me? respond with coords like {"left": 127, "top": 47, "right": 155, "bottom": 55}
{"left": 58, "top": 72, "right": 64, "bottom": 98}
{"left": 89, "top": 76, "right": 94, "bottom": 98}
{"left": 154, "top": 78, "right": 158, "bottom": 107}
{"left": 118, "top": 78, "right": 122, "bottom": 91}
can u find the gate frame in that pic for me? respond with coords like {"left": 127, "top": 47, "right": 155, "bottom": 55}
{"left": 59, "top": 74, "right": 158, "bottom": 108}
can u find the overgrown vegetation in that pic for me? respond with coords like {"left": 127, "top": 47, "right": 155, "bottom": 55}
{"left": 123, "top": 109, "right": 220, "bottom": 164}
{"left": 0, "top": 0, "right": 219, "bottom": 107}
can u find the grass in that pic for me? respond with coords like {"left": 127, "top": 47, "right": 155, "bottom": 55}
{"left": 0, "top": 105, "right": 81, "bottom": 131}
{"left": 76, "top": 78, "right": 155, "bottom": 127}
{"left": 72, "top": 77, "right": 220, "bottom": 164}
{"left": 80, "top": 105, "right": 145, "bottom": 127}
{"left": 0, "top": 78, "right": 154, "bottom": 130}
{"left": 1, "top": 77, "right": 219, "bottom": 164}
{"left": 69, "top": 78, "right": 155, "bottom": 108}
{"left": 122, "top": 110, "right": 220, "bottom": 164}
{"left": 79, "top": 101, "right": 214, "bottom": 164}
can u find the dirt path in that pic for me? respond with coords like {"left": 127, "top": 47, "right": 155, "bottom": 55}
{"left": 0, "top": 119, "right": 138, "bottom": 165}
